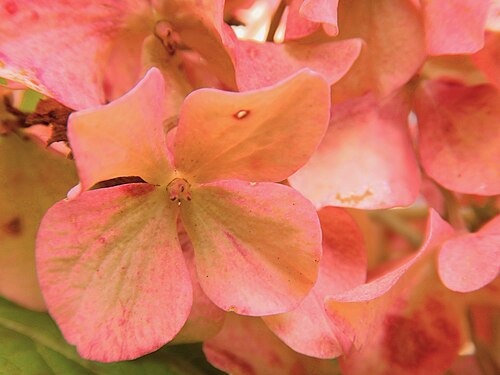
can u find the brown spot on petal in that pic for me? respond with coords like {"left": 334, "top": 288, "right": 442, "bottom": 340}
{"left": 234, "top": 109, "right": 250, "bottom": 119}
{"left": 335, "top": 189, "right": 373, "bottom": 204}
{"left": 3, "top": 217, "right": 22, "bottom": 236}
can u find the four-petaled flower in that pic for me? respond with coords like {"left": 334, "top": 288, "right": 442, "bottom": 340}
{"left": 36, "top": 67, "right": 330, "bottom": 361}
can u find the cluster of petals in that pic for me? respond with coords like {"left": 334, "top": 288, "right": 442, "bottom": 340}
{"left": 0, "top": 0, "right": 499, "bottom": 373}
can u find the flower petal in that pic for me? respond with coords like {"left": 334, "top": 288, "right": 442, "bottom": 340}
{"left": 234, "top": 38, "right": 362, "bottom": 90}
{"left": 154, "top": 0, "right": 237, "bottom": 89}
{"left": 285, "top": 0, "right": 339, "bottom": 40}
{"left": 472, "top": 32, "right": 500, "bottom": 89}
{"left": 36, "top": 184, "right": 192, "bottom": 362}
{"left": 290, "top": 92, "right": 420, "bottom": 209}
{"left": 263, "top": 207, "right": 367, "bottom": 358}
{"left": 438, "top": 215, "right": 500, "bottom": 293}
{"left": 68, "top": 68, "right": 173, "bottom": 191}
{"left": 174, "top": 70, "right": 330, "bottom": 183}
{"left": 331, "top": 0, "right": 425, "bottom": 99}
{"left": 204, "top": 314, "right": 339, "bottom": 375}
{"left": 421, "top": 0, "right": 490, "bottom": 55}
{"left": 0, "top": 134, "right": 77, "bottom": 311}
{"left": 325, "top": 210, "right": 454, "bottom": 350}
{"left": 340, "top": 292, "right": 463, "bottom": 375}
{"left": 172, "top": 232, "right": 226, "bottom": 344}
{"left": 414, "top": 80, "right": 500, "bottom": 195}
{"left": 0, "top": 0, "right": 151, "bottom": 110}
{"left": 181, "top": 180, "right": 322, "bottom": 316}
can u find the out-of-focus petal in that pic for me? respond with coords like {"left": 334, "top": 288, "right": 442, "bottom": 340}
{"left": 36, "top": 184, "right": 192, "bottom": 362}
{"left": 414, "top": 80, "right": 500, "bottom": 196}
{"left": 68, "top": 68, "right": 173, "bottom": 191}
{"left": 204, "top": 314, "right": 340, "bottom": 375}
{"left": 290, "top": 91, "right": 420, "bottom": 209}
{"left": 472, "top": 32, "right": 500, "bottom": 89}
{"left": 154, "top": 0, "right": 238, "bottom": 89}
{"left": 331, "top": 0, "right": 425, "bottom": 99}
{"left": 0, "top": 134, "right": 77, "bottom": 311}
{"left": 325, "top": 210, "right": 454, "bottom": 350}
{"left": 174, "top": 70, "right": 330, "bottom": 183}
{"left": 234, "top": 38, "right": 361, "bottom": 90}
{"left": 181, "top": 180, "right": 321, "bottom": 316}
{"left": 0, "top": 0, "right": 152, "bottom": 109}
{"left": 285, "top": 0, "right": 339, "bottom": 40}
{"left": 421, "top": 0, "right": 490, "bottom": 55}
{"left": 438, "top": 215, "right": 500, "bottom": 293}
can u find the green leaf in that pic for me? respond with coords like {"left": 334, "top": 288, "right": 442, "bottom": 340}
{"left": 0, "top": 297, "right": 221, "bottom": 375}
{"left": 19, "top": 89, "right": 43, "bottom": 112}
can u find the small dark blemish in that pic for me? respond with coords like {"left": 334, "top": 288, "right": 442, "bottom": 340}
{"left": 3, "top": 217, "right": 22, "bottom": 236}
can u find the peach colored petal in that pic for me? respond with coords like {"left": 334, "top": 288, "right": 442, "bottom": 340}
{"left": 0, "top": 134, "right": 77, "bottom": 311}
{"left": 181, "top": 180, "right": 321, "bottom": 316}
{"left": 331, "top": 0, "right": 426, "bottom": 99}
{"left": 154, "top": 0, "right": 237, "bottom": 89}
{"left": 174, "top": 70, "right": 330, "bottom": 183}
{"left": 414, "top": 80, "right": 500, "bottom": 195}
{"left": 68, "top": 68, "right": 173, "bottom": 191}
{"left": 438, "top": 215, "right": 500, "bottom": 293}
{"left": 290, "top": 91, "right": 420, "bottom": 209}
{"left": 36, "top": 184, "right": 192, "bottom": 362}
{"left": 234, "top": 38, "right": 361, "bottom": 90}
{"left": 204, "top": 314, "right": 340, "bottom": 375}
{"left": 421, "top": 0, "right": 490, "bottom": 55}
{"left": 0, "top": 0, "right": 152, "bottom": 110}
{"left": 263, "top": 207, "right": 367, "bottom": 358}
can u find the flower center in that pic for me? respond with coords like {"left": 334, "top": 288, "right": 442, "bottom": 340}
{"left": 166, "top": 178, "right": 191, "bottom": 205}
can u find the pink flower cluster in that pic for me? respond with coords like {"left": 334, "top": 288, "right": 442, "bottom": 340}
{"left": 0, "top": 0, "right": 499, "bottom": 374}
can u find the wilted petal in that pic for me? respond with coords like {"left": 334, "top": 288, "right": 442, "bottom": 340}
{"left": 414, "top": 80, "right": 500, "bottom": 195}
{"left": 234, "top": 38, "right": 361, "bottom": 90}
{"left": 68, "top": 68, "right": 173, "bottom": 191}
{"left": 331, "top": 0, "right": 425, "bottom": 99}
{"left": 174, "top": 70, "right": 330, "bottom": 183}
{"left": 36, "top": 184, "right": 192, "bottom": 362}
{"left": 181, "top": 180, "right": 321, "bottom": 316}
{"left": 204, "top": 314, "right": 339, "bottom": 375}
{"left": 421, "top": 0, "right": 490, "bottom": 55}
{"left": 290, "top": 92, "right": 420, "bottom": 209}
{"left": 325, "top": 210, "right": 454, "bottom": 350}
{"left": 0, "top": 134, "right": 77, "bottom": 311}
{"left": 438, "top": 215, "right": 500, "bottom": 293}
{"left": 0, "top": 0, "right": 152, "bottom": 110}
{"left": 172, "top": 233, "right": 226, "bottom": 344}
{"left": 263, "top": 207, "right": 367, "bottom": 358}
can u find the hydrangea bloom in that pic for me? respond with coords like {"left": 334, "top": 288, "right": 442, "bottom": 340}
{"left": 36, "top": 67, "right": 330, "bottom": 361}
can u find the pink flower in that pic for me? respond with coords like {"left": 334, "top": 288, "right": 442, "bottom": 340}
{"left": 36, "top": 67, "right": 330, "bottom": 361}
